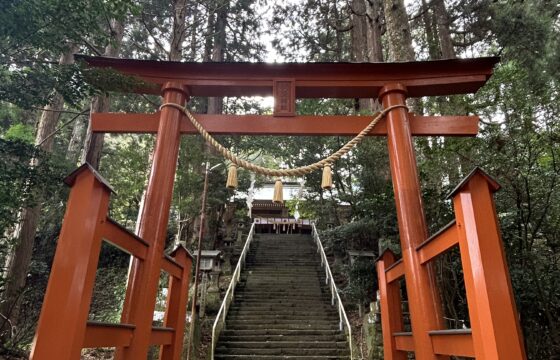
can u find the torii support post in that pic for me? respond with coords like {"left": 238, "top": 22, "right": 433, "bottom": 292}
{"left": 379, "top": 84, "right": 447, "bottom": 360}
{"left": 452, "top": 169, "right": 526, "bottom": 359}
{"left": 30, "top": 166, "right": 111, "bottom": 359}
{"left": 116, "top": 82, "right": 189, "bottom": 359}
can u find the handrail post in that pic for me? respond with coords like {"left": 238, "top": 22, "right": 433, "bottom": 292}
{"left": 312, "top": 224, "right": 353, "bottom": 359}
{"left": 451, "top": 169, "right": 526, "bottom": 359}
{"left": 31, "top": 165, "right": 112, "bottom": 360}
{"left": 376, "top": 250, "right": 407, "bottom": 360}
{"left": 211, "top": 223, "right": 255, "bottom": 360}
{"left": 159, "top": 246, "right": 193, "bottom": 360}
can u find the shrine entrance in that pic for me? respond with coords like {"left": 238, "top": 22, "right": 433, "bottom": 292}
{"left": 30, "top": 56, "right": 526, "bottom": 360}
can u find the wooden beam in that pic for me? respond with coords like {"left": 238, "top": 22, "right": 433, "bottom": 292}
{"left": 161, "top": 255, "right": 183, "bottom": 279}
{"left": 385, "top": 259, "right": 405, "bottom": 284}
{"left": 429, "top": 329, "right": 475, "bottom": 357}
{"left": 83, "top": 321, "right": 135, "bottom": 348}
{"left": 417, "top": 221, "right": 459, "bottom": 264}
{"left": 77, "top": 55, "right": 499, "bottom": 98}
{"left": 150, "top": 327, "right": 174, "bottom": 345}
{"left": 102, "top": 218, "right": 149, "bottom": 260}
{"left": 92, "top": 113, "right": 479, "bottom": 137}
{"left": 394, "top": 332, "right": 414, "bottom": 352}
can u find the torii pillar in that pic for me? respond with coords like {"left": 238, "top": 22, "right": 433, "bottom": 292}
{"left": 115, "top": 82, "right": 189, "bottom": 359}
{"left": 380, "top": 83, "right": 447, "bottom": 360}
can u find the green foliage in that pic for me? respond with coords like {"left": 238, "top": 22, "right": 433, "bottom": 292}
{"left": 344, "top": 258, "right": 377, "bottom": 306}
{"left": 0, "top": 0, "right": 139, "bottom": 108}
{"left": 3, "top": 124, "right": 34, "bottom": 143}
{"left": 100, "top": 134, "right": 155, "bottom": 229}
{"left": 320, "top": 220, "right": 380, "bottom": 257}
{"left": 0, "top": 139, "right": 67, "bottom": 242}
{"left": 0, "top": 0, "right": 136, "bottom": 59}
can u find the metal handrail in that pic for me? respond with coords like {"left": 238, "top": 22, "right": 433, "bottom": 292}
{"left": 312, "top": 224, "right": 354, "bottom": 359}
{"left": 211, "top": 222, "right": 255, "bottom": 359}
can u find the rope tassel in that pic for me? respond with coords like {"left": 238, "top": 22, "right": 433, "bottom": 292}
{"left": 226, "top": 164, "right": 238, "bottom": 189}
{"left": 321, "top": 164, "right": 333, "bottom": 190}
{"left": 273, "top": 179, "right": 284, "bottom": 204}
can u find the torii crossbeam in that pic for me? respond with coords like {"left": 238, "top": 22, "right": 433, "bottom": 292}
{"left": 31, "top": 56, "right": 526, "bottom": 360}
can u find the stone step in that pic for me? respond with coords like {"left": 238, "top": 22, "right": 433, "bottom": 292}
{"left": 243, "top": 273, "right": 323, "bottom": 277}
{"left": 215, "top": 233, "right": 348, "bottom": 357}
{"left": 234, "top": 295, "right": 329, "bottom": 301}
{"left": 227, "top": 315, "right": 338, "bottom": 322}
{"left": 233, "top": 294, "right": 331, "bottom": 299}
{"left": 215, "top": 356, "right": 349, "bottom": 360}
{"left": 240, "top": 282, "right": 323, "bottom": 286}
{"left": 231, "top": 300, "right": 330, "bottom": 307}
{"left": 243, "top": 271, "right": 323, "bottom": 276}
{"left": 215, "top": 347, "right": 349, "bottom": 356}
{"left": 228, "top": 306, "right": 336, "bottom": 313}
{"left": 219, "top": 334, "right": 347, "bottom": 342}
{"left": 226, "top": 319, "right": 338, "bottom": 326}
{"left": 217, "top": 341, "right": 349, "bottom": 349}
{"left": 234, "top": 293, "right": 327, "bottom": 298}
{"left": 227, "top": 310, "right": 339, "bottom": 317}
{"left": 224, "top": 323, "right": 340, "bottom": 331}
{"left": 234, "top": 290, "right": 327, "bottom": 296}
{"left": 221, "top": 329, "right": 342, "bottom": 336}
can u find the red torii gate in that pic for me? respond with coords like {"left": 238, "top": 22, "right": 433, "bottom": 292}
{"left": 30, "top": 56, "right": 526, "bottom": 360}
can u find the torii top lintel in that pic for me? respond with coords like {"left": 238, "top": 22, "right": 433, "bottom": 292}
{"left": 77, "top": 55, "right": 499, "bottom": 99}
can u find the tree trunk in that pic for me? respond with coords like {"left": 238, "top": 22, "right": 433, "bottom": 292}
{"left": 190, "top": 1, "right": 228, "bottom": 247}
{"left": 351, "top": 0, "right": 369, "bottom": 63}
{"left": 135, "top": 0, "right": 188, "bottom": 237}
{"left": 170, "top": 0, "right": 189, "bottom": 61}
{"left": 203, "top": 8, "right": 216, "bottom": 63}
{"left": 382, "top": 0, "right": 415, "bottom": 62}
{"left": 351, "top": 0, "right": 373, "bottom": 111}
{"left": 0, "top": 48, "right": 76, "bottom": 342}
{"left": 366, "top": 0, "right": 385, "bottom": 63}
{"left": 433, "top": 0, "right": 455, "bottom": 59}
{"left": 81, "top": 19, "right": 125, "bottom": 169}
{"left": 382, "top": 0, "right": 421, "bottom": 113}
{"left": 421, "top": 0, "right": 440, "bottom": 59}
{"left": 66, "top": 116, "right": 86, "bottom": 163}
{"left": 189, "top": 4, "right": 199, "bottom": 60}
{"left": 207, "top": 0, "right": 228, "bottom": 114}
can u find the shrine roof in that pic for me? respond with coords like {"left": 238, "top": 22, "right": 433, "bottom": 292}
{"left": 76, "top": 55, "right": 499, "bottom": 98}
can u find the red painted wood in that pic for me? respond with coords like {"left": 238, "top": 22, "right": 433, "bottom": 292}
{"left": 91, "top": 112, "right": 479, "bottom": 137}
{"left": 30, "top": 169, "right": 111, "bottom": 359}
{"left": 417, "top": 221, "right": 459, "bottom": 264}
{"left": 77, "top": 55, "right": 498, "bottom": 97}
{"left": 429, "top": 330, "right": 475, "bottom": 357}
{"left": 83, "top": 322, "right": 135, "bottom": 348}
{"left": 116, "top": 82, "right": 189, "bottom": 359}
{"left": 377, "top": 250, "right": 407, "bottom": 360}
{"left": 453, "top": 171, "right": 527, "bottom": 359}
{"left": 160, "top": 247, "right": 192, "bottom": 360}
{"left": 380, "top": 83, "right": 447, "bottom": 360}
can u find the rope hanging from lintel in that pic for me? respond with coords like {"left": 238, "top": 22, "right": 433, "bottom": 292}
{"left": 160, "top": 102, "right": 407, "bottom": 200}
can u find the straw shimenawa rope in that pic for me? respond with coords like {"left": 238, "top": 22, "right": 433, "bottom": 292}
{"left": 160, "top": 103, "right": 408, "bottom": 177}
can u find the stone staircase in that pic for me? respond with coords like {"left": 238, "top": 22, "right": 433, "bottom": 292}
{"left": 214, "top": 233, "right": 350, "bottom": 359}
